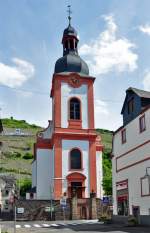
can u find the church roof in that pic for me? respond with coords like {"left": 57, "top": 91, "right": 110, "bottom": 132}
{"left": 54, "top": 54, "right": 89, "bottom": 75}
{"left": 54, "top": 14, "right": 89, "bottom": 76}
{"left": 63, "top": 24, "right": 77, "bottom": 38}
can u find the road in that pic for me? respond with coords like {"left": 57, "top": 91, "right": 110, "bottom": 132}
{"left": 0, "top": 220, "right": 150, "bottom": 233}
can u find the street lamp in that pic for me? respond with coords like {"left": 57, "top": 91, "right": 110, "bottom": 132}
{"left": 142, "top": 167, "right": 150, "bottom": 196}
{"left": 145, "top": 167, "right": 150, "bottom": 178}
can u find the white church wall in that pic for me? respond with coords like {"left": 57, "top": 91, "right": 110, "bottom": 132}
{"left": 96, "top": 151, "right": 103, "bottom": 198}
{"left": 32, "top": 160, "right": 37, "bottom": 188}
{"left": 62, "top": 140, "right": 89, "bottom": 198}
{"left": 36, "top": 148, "right": 53, "bottom": 200}
{"left": 61, "top": 82, "right": 88, "bottom": 129}
{"left": 41, "top": 121, "right": 53, "bottom": 139}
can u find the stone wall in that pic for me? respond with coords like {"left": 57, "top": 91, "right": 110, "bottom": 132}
{"left": 15, "top": 199, "right": 71, "bottom": 221}
{"left": 0, "top": 197, "right": 103, "bottom": 221}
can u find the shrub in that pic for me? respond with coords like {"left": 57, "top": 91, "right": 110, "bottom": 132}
{"left": 17, "top": 178, "right": 32, "bottom": 197}
{"left": 23, "top": 152, "right": 33, "bottom": 160}
{"left": 128, "top": 216, "right": 138, "bottom": 226}
{"left": 3, "top": 151, "right": 21, "bottom": 159}
{"left": 13, "top": 152, "right": 22, "bottom": 158}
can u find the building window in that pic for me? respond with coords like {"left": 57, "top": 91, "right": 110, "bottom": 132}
{"left": 121, "top": 129, "right": 126, "bottom": 144}
{"left": 70, "top": 98, "right": 81, "bottom": 120}
{"left": 70, "top": 148, "right": 82, "bottom": 170}
{"left": 139, "top": 115, "right": 146, "bottom": 133}
{"left": 128, "top": 98, "right": 134, "bottom": 114}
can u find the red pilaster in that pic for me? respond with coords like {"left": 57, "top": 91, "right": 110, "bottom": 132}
{"left": 54, "top": 79, "right": 61, "bottom": 127}
{"left": 89, "top": 140, "right": 97, "bottom": 193}
{"left": 88, "top": 81, "right": 95, "bottom": 129}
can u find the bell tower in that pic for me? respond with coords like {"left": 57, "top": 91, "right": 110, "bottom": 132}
{"left": 32, "top": 7, "right": 103, "bottom": 201}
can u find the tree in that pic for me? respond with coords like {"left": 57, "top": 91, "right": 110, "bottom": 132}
{"left": 102, "top": 151, "right": 112, "bottom": 195}
{"left": 17, "top": 178, "right": 31, "bottom": 197}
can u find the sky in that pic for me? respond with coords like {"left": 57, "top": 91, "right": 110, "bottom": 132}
{"left": 0, "top": 0, "right": 150, "bottom": 130}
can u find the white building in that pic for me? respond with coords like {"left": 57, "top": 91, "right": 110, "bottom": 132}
{"left": 112, "top": 87, "right": 150, "bottom": 225}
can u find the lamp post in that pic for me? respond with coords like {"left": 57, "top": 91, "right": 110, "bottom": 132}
{"left": 144, "top": 167, "right": 150, "bottom": 196}
{"left": 145, "top": 167, "right": 150, "bottom": 177}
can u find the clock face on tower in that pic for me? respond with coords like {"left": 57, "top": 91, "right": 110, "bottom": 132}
{"left": 68, "top": 74, "right": 81, "bottom": 88}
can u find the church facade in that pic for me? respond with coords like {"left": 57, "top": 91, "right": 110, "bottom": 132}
{"left": 31, "top": 19, "right": 103, "bottom": 200}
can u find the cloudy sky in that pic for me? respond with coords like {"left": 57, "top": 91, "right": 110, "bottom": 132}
{"left": 0, "top": 0, "right": 150, "bottom": 130}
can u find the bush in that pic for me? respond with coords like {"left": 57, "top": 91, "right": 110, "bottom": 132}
{"left": 127, "top": 216, "right": 138, "bottom": 226}
{"left": 13, "top": 152, "right": 22, "bottom": 158}
{"left": 23, "top": 152, "right": 33, "bottom": 160}
{"left": 98, "top": 214, "right": 112, "bottom": 223}
{"left": 3, "top": 151, "right": 21, "bottom": 159}
{"left": 17, "top": 178, "right": 32, "bottom": 197}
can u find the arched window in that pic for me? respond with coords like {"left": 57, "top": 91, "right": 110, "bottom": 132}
{"left": 70, "top": 98, "right": 80, "bottom": 120}
{"left": 70, "top": 148, "right": 82, "bottom": 169}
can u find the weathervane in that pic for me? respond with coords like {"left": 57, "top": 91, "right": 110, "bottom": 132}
{"left": 67, "top": 5, "right": 72, "bottom": 25}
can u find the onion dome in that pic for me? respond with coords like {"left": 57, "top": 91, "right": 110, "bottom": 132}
{"left": 54, "top": 9, "right": 89, "bottom": 75}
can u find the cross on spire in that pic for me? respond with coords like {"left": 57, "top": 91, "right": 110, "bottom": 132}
{"left": 67, "top": 5, "right": 72, "bottom": 25}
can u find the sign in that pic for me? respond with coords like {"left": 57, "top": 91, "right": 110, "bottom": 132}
{"left": 116, "top": 181, "right": 128, "bottom": 191}
{"left": 45, "top": 206, "right": 54, "bottom": 212}
{"left": 17, "top": 207, "right": 24, "bottom": 214}
{"left": 60, "top": 197, "right": 67, "bottom": 207}
{"left": 102, "top": 196, "right": 109, "bottom": 204}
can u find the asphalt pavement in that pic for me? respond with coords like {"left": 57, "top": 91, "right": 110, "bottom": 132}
{"left": 0, "top": 220, "right": 150, "bottom": 233}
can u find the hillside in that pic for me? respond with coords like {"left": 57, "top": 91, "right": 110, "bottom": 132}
{"left": 0, "top": 118, "right": 42, "bottom": 180}
{"left": 0, "top": 118, "right": 113, "bottom": 195}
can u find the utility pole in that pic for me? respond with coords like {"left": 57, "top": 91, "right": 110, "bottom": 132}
{"left": 50, "top": 184, "right": 53, "bottom": 220}
{"left": 14, "top": 205, "right": 16, "bottom": 233}
{"left": 18, "top": 168, "right": 20, "bottom": 199}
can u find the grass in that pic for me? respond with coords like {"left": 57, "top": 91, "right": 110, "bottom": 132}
{"left": 2, "top": 117, "right": 41, "bottom": 129}
{"left": 0, "top": 167, "right": 31, "bottom": 175}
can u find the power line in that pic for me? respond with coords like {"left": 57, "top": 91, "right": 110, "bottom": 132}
{"left": 0, "top": 84, "right": 122, "bottom": 103}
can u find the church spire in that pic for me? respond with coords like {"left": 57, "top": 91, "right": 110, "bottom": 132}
{"left": 67, "top": 5, "right": 72, "bottom": 26}
{"left": 62, "top": 5, "right": 78, "bottom": 56}
{"left": 54, "top": 7, "right": 89, "bottom": 75}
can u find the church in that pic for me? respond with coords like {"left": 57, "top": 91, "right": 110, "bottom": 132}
{"left": 31, "top": 12, "right": 103, "bottom": 201}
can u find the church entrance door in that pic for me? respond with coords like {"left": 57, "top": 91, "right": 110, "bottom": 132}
{"left": 71, "top": 182, "right": 82, "bottom": 198}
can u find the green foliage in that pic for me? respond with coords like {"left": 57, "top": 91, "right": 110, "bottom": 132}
{"left": 23, "top": 152, "right": 33, "bottom": 160}
{"left": 3, "top": 151, "right": 21, "bottom": 159}
{"left": 96, "top": 129, "right": 113, "bottom": 151}
{"left": 128, "top": 216, "right": 138, "bottom": 226}
{"left": 0, "top": 167, "right": 31, "bottom": 175}
{"left": 17, "top": 178, "right": 32, "bottom": 197}
{"left": 102, "top": 150, "right": 112, "bottom": 195}
{"left": 2, "top": 118, "right": 41, "bottom": 129}
{"left": 96, "top": 129, "right": 113, "bottom": 195}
